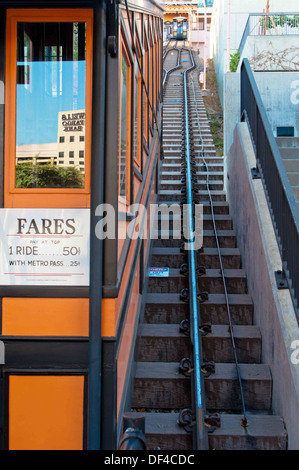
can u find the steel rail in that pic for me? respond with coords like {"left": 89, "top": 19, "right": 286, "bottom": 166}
{"left": 182, "top": 48, "right": 208, "bottom": 450}
{"left": 189, "top": 69, "right": 248, "bottom": 428}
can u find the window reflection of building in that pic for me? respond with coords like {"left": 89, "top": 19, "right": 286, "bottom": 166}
{"left": 56, "top": 109, "right": 86, "bottom": 172}
{"left": 15, "top": 21, "right": 86, "bottom": 188}
{"left": 16, "top": 109, "right": 86, "bottom": 172}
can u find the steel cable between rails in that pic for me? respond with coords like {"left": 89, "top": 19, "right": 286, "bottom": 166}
{"left": 182, "top": 48, "right": 207, "bottom": 450}
{"left": 188, "top": 65, "right": 248, "bottom": 428}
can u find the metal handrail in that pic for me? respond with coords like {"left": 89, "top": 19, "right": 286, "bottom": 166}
{"left": 241, "top": 58, "right": 299, "bottom": 321}
{"left": 182, "top": 48, "right": 207, "bottom": 450}
{"left": 239, "top": 13, "right": 299, "bottom": 56}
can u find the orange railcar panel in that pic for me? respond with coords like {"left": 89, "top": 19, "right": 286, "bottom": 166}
{"left": 2, "top": 297, "right": 116, "bottom": 337}
{"left": 9, "top": 375, "right": 85, "bottom": 450}
{"left": 2, "top": 298, "right": 89, "bottom": 337}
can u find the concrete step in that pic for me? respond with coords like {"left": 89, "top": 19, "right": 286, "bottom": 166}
{"left": 132, "top": 362, "right": 272, "bottom": 410}
{"left": 150, "top": 247, "right": 241, "bottom": 269}
{"left": 158, "top": 201, "right": 230, "bottom": 215}
{"left": 153, "top": 230, "right": 236, "bottom": 249}
{"left": 162, "top": 156, "right": 221, "bottom": 164}
{"left": 160, "top": 180, "right": 223, "bottom": 191}
{"left": 162, "top": 163, "right": 224, "bottom": 172}
{"left": 160, "top": 170, "right": 224, "bottom": 181}
{"left": 287, "top": 172, "right": 299, "bottom": 186}
{"left": 276, "top": 136, "right": 299, "bottom": 148}
{"left": 291, "top": 186, "right": 299, "bottom": 201}
{"left": 144, "top": 293, "right": 254, "bottom": 326}
{"left": 158, "top": 190, "right": 226, "bottom": 202}
{"left": 143, "top": 412, "right": 287, "bottom": 450}
{"left": 138, "top": 324, "right": 261, "bottom": 363}
{"left": 283, "top": 159, "right": 299, "bottom": 172}
{"left": 279, "top": 148, "right": 299, "bottom": 159}
{"left": 163, "top": 150, "right": 216, "bottom": 157}
{"left": 147, "top": 268, "right": 247, "bottom": 295}
{"left": 157, "top": 214, "right": 233, "bottom": 230}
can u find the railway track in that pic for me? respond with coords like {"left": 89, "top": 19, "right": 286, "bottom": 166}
{"left": 131, "top": 47, "right": 287, "bottom": 450}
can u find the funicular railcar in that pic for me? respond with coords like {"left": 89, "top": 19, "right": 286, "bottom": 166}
{"left": 172, "top": 16, "right": 188, "bottom": 40}
{"left": 0, "top": 0, "right": 163, "bottom": 450}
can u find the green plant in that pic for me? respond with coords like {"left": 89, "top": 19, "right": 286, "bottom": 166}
{"left": 15, "top": 163, "right": 84, "bottom": 189}
{"left": 230, "top": 50, "right": 240, "bottom": 72}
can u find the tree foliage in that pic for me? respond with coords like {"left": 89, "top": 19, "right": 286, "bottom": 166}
{"left": 230, "top": 50, "right": 240, "bottom": 72}
{"left": 15, "top": 163, "right": 84, "bottom": 189}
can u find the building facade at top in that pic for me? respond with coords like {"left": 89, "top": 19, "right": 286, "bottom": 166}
{"left": 161, "top": 0, "right": 214, "bottom": 58}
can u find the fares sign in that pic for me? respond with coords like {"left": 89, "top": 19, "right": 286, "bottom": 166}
{"left": 0, "top": 209, "right": 90, "bottom": 286}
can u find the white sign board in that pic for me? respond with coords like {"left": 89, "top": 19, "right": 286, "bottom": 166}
{"left": 148, "top": 267, "right": 169, "bottom": 278}
{"left": 0, "top": 209, "right": 90, "bottom": 286}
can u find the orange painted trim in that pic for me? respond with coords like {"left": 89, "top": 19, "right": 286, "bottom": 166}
{"left": 4, "top": 9, "right": 93, "bottom": 208}
{"left": 9, "top": 375, "right": 84, "bottom": 450}
{"left": 2, "top": 297, "right": 116, "bottom": 338}
{"left": 102, "top": 298, "right": 116, "bottom": 337}
{"left": 2, "top": 298, "right": 89, "bottom": 337}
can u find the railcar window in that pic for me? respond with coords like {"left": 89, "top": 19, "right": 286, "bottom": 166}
{"left": 133, "top": 57, "right": 138, "bottom": 164}
{"left": 15, "top": 21, "right": 86, "bottom": 189}
{"left": 143, "top": 47, "right": 149, "bottom": 146}
{"left": 133, "top": 48, "right": 142, "bottom": 168}
{"left": 149, "top": 44, "right": 153, "bottom": 128}
{"left": 120, "top": 52, "right": 129, "bottom": 199}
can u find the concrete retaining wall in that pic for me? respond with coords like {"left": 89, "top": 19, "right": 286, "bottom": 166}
{"left": 226, "top": 122, "right": 299, "bottom": 450}
{"left": 238, "top": 36, "right": 299, "bottom": 72}
{"left": 224, "top": 71, "right": 299, "bottom": 155}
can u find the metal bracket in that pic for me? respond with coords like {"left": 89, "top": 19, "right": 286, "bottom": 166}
{"left": 180, "top": 288, "right": 189, "bottom": 303}
{"left": 180, "top": 263, "right": 189, "bottom": 276}
{"left": 204, "top": 413, "right": 221, "bottom": 434}
{"left": 251, "top": 166, "right": 261, "bottom": 180}
{"left": 197, "top": 291, "right": 209, "bottom": 303}
{"left": 196, "top": 266, "right": 206, "bottom": 277}
{"left": 0, "top": 341, "right": 4, "bottom": 365}
{"left": 275, "top": 270, "right": 289, "bottom": 290}
{"left": 179, "top": 319, "right": 190, "bottom": 336}
{"left": 177, "top": 409, "right": 195, "bottom": 433}
{"left": 107, "top": 0, "right": 119, "bottom": 58}
{"left": 201, "top": 361, "right": 215, "bottom": 378}
{"left": 179, "top": 357, "right": 193, "bottom": 377}
{"left": 199, "top": 322, "right": 212, "bottom": 336}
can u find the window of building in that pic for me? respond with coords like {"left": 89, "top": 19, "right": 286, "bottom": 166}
{"left": 59, "top": 136, "right": 65, "bottom": 143}
{"left": 59, "top": 152, "right": 64, "bottom": 158}
{"left": 70, "top": 136, "right": 75, "bottom": 142}
{"left": 277, "top": 126, "right": 294, "bottom": 137}
{"left": 69, "top": 151, "right": 74, "bottom": 159}
{"left": 79, "top": 150, "right": 84, "bottom": 158}
{"left": 80, "top": 136, "right": 85, "bottom": 142}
